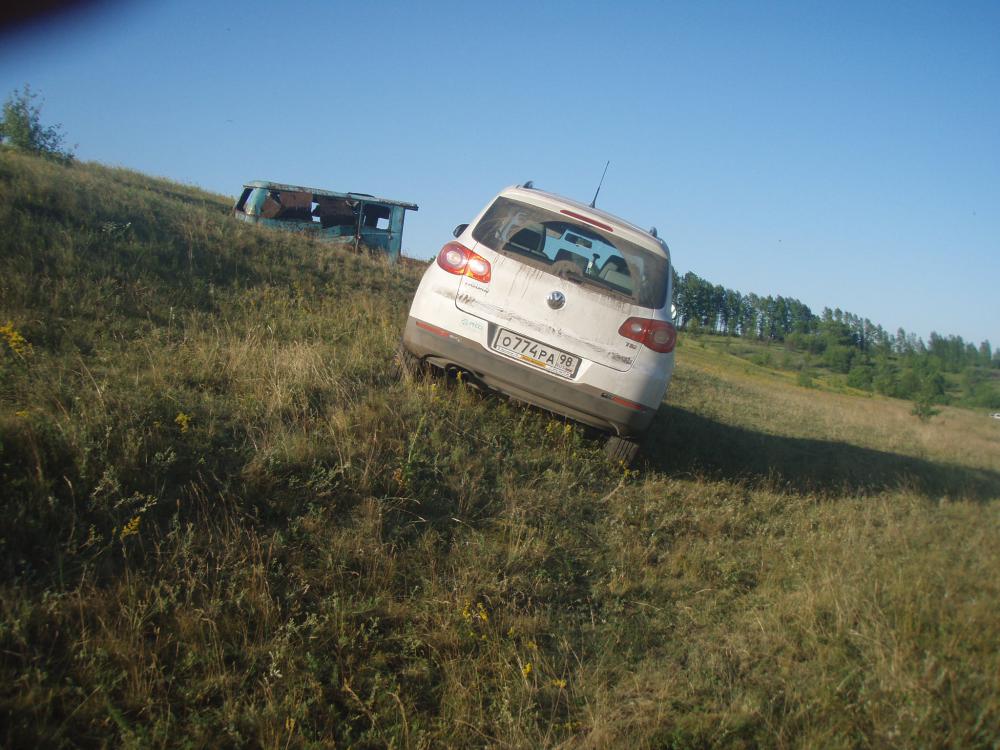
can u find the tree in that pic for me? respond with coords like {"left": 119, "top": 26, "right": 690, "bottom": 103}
{"left": 741, "top": 293, "right": 760, "bottom": 339}
{"left": 911, "top": 398, "right": 939, "bottom": 422}
{"left": 873, "top": 356, "right": 899, "bottom": 396}
{"left": 0, "top": 84, "right": 74, "bottom": 162}
{"left": 723, "top": 289, "right": 742, "bottom": 336}
{"left": 824, "top": 344, "right": 855, "bottom": 374}
{"left": 847, "top": 358, "right": 874, "bottom": 390}
{"left": 978, "top": 340, "right": 992, "bottom": 368}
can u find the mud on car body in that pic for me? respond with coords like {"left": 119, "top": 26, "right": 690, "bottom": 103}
{"left": 400, "top": 183, "right": 676, "bottom": 464}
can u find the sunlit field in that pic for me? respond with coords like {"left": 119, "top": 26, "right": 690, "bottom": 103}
{"left": 2, "top": 151, "right": 998, "bottom": 747}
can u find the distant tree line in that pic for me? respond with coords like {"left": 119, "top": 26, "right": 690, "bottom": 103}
{"left": 672, "top": 270, "right": 1000, "bottom": 409}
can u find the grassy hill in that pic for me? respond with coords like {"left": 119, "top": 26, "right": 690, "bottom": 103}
{"left": 674, "top": 333, "right": 1000, "bottom": 412}
{"left": 1, "top": 150, "right": 998, "bottom": 748}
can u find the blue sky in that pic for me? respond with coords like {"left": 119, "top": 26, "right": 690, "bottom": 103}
{"left": 2, "top": 0, "right": 998, "bottom": 346}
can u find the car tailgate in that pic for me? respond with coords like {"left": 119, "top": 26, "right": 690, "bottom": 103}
{"left": 455, "top": 251, "right": 638, "bottom": 373}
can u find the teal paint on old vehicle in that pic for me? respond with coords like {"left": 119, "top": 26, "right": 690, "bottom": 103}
{"left": 233, "top": 180, "right": 418, "bottom": 260}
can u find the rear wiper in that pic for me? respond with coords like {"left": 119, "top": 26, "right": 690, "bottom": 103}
{"left": 553, "top": 264, "right": 632, "bottom": 299}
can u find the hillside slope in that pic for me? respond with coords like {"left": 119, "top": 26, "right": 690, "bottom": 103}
{"left": 1, "top": 151, "right": 998, "bottom": 747}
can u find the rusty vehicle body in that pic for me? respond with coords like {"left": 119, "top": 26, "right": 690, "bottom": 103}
{"left": 233, "top": 181, "right": 418, "bottom": 260}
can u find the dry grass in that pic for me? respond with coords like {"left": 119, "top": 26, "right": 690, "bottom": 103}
{"left": 676, "top": 341, "right": 1000, "bottom": 473}
{"left": 1, "top": 150, "right": 998, "bottom": 747}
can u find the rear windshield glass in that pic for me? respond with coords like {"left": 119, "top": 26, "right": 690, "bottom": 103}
{"left": 471, "top": 197, "right": 668, "bottom": 309}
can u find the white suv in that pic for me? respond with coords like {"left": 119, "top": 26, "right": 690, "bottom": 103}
{"left": 399, "top": 183, "right": 676, "bottom": 463}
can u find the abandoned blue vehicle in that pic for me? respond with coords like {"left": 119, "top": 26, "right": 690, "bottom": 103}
{"left": 233, "top": 181, "right": 418, "bottom": 260}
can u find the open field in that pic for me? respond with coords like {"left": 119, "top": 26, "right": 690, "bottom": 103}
{"left": 1, "top": 151, "right": 998, "bottom": 747}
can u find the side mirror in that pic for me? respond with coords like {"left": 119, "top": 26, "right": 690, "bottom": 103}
{"left": 453, "top": 223, "right": 469, "bottom": 238}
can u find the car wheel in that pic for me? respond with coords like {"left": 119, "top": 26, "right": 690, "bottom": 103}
{"left": 604, "top": 435, "right": 640, "bottom": 466}
{"left": 393, "top": 341, "right": 424, "bottom": 381}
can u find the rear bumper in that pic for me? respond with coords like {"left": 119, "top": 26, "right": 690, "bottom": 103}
{"left": 402, "top": 316, "right": 655, "bottom": 437}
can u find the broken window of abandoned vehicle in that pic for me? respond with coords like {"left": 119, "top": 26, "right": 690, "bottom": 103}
{"left": 233, "top": 181, "right": 418, "bottom": 260}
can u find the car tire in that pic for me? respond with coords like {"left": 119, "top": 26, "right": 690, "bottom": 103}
{"left": 604, "top": 435, "right": 640, "bottom": 466}
{"left": 393, "top": 341, "right": 424, "bottom": 381}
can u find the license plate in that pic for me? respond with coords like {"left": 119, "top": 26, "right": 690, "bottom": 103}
{"left": 491, "top": 328, "right": 580, "bottom": 378}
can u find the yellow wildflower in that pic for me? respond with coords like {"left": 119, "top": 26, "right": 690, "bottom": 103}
{"left": 551, "top": 678, "right": 567, "bottom": 689}
{"left": 0, "top": 323, "right": 31, "bottom": 358}
{"left": 521, "top": 662, "right": 532, "bottom": 678}
{"left": 119, "top": 515, "right": 141, "bottom": 540}
{"left": 174, "top": 411, "right": 190, "bottom": 433}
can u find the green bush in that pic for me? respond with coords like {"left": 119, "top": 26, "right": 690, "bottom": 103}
{"left": 0, "top": 85, "right": 74, "bottom": 162}
{"left": 823, "top": 344, "right": 854, "bottom": 374}
{"left": 847, "top": 361, "right": 874, "bottom": 390}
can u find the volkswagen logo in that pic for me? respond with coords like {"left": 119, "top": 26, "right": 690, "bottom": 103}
{"left": 547, "top": 290, "right": 566, "bottom": 310}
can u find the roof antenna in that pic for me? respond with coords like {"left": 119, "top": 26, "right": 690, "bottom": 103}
{"left": 589, "top": 160, "right": 610, "bottom": 208}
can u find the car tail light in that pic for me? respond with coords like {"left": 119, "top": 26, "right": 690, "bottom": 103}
{"left": 618, "top": 317, "right": 677, "bottom": 353}
{"left": 436, "top": 242, "right": 491, "bottom": 283}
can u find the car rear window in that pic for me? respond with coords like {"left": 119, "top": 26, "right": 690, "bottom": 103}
{"left": 471, "top": 197, "right": 669, "bottom": 309}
